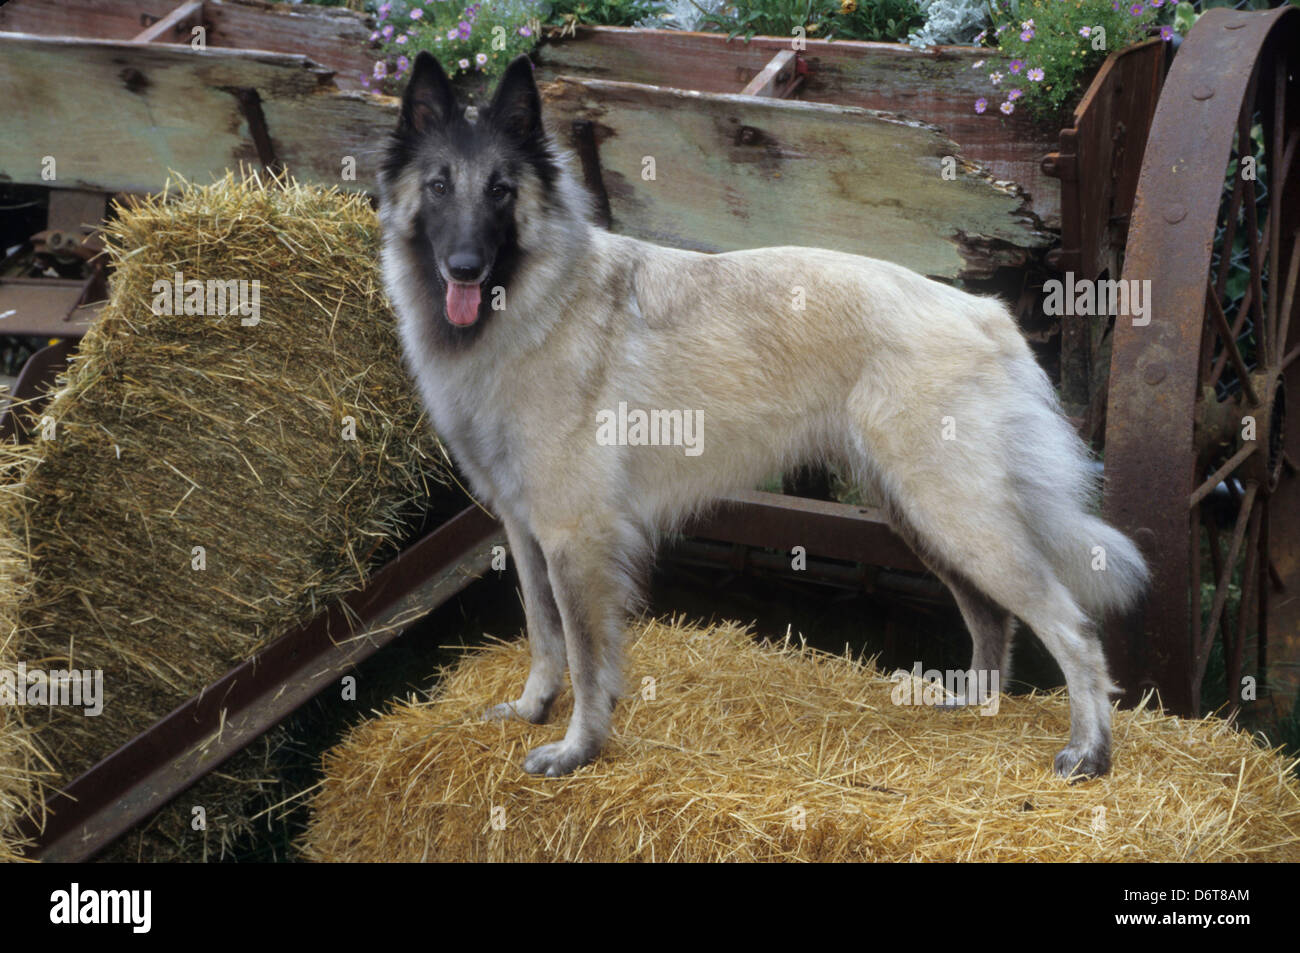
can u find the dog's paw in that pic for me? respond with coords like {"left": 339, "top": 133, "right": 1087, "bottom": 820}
{"left": 482, "top": 697, "right": 549, "bottom": 724}
{"left": 1053, "top": 745, "right": 1110, "bottom": 781}
{"left": 522, "top": 740, "right": 597, "bottom": 777}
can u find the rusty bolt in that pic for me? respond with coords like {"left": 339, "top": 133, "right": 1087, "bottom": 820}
{"left": 1144, "top": 363, "right": 1167, "bottom": 385}
{"left": 738, "top": 126, "right": 758, "bottom": 145}
{"left": 1163, "top": 204, "right": 1187, "bottom": 224}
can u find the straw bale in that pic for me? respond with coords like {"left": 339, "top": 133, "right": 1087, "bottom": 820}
{"left": 0, "top": 173, "right": 450, "bottom": 859}
{"left": 302, "top": 618, "right": 1300, "bottom": 862}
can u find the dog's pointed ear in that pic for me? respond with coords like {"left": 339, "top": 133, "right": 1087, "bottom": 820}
{"left": 487, "top": 55, "right": 544, "bottom": 146}
{"left": 399, "top": 52, "right": 457, "bottom": 135}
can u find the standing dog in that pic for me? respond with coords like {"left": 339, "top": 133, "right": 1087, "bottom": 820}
{"left": 379, "top": 53, "right": 1149, "bottom": 779}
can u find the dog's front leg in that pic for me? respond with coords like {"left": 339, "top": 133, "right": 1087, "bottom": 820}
{"left": 483, "top": 517, "right": 567, "bottom": 724}
{"left": 521, "top": 537, "right": 626, "bottom": 777}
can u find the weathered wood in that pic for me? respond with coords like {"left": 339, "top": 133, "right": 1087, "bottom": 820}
{"left": 536, "top": 26, "right": 1061, "bottom": 227}
{"left": 0, "top": 0, "right": 181, "bottom": 40}
{"left": 0, "top": 34, "right": 393, "bottom": 193}
{"left": 204, "top": 0, "right": 375, "bottom": 92}
{"left": 741, "top": 49, "right": 800, "bottom": 98}
{"left": 131, "top": 1, "right": 204, "bottom": 45}
{"left": 0, "top": 0, "right": 374, "bottom": 91}
{"left": 544, "top": 77, "right": 1048, "bottom": 279}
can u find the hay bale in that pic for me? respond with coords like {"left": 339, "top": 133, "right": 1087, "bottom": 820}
{"left": 0, "top": 173, "right": 450, "bottom": 859}
{"left": 301, "top": 618, "right": 1300, "bottom": 862}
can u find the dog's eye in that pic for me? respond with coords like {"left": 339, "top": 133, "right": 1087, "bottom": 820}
{"left": 488, "top": 184, "right": 511, "bottom": 201}
{"left": 429, "top": 180, "right": 448, "bottom": 196}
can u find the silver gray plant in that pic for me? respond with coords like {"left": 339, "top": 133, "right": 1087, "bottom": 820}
{"left": 907, "top": 0, "right": 990, "bottom": 48}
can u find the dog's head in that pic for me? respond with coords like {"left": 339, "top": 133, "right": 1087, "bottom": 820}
{"left": 379, "top": 53, "right": 561, "bottom": 338}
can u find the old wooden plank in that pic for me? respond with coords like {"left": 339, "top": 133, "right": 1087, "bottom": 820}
{"left": 0, "top": 0, "right": 374, "bottom": 91}
{"left": 741, "top": 49, "right": 800, "bottom": 98}
{"left": 543, "top": 77, "right": 1048, "bottom": 279}
{"left": 0, "top": 34, "right": 382, "bottom": 193}
{"left": 0, "top": 0, "right": 181, "bottom": 40}
{"left": 536, "top": 26, "right": 1061, "bottom": 227}
{"left": 131, "top": 1, "right": 204, "bottom": 45}
{"left": 204, "top": 0, "right": 376, "bottom": 92}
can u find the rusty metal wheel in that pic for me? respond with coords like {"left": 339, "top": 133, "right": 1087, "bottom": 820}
{"left": 1104, "top": 4, "right": 1300, "bottom": 720}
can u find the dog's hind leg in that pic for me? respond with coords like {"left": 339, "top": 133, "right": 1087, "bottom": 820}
{"left": 483, "top": 517, "right": 567, "bottom": 724}
{"left": 879, "top": 490, "right": 1114, "bottom": 778}
{"left": 931, "top": 566, "right": 1015, "bottom": 707}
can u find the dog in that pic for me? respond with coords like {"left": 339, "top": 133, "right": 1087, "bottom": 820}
{"left": 378, "top": 52, "right": 1149, "bottom": 780}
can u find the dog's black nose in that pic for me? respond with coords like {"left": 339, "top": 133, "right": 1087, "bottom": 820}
{"left": 447, "top": 252, "right": 484, "bottom": 282}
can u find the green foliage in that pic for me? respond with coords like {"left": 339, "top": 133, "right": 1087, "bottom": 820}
{"left": 369, "top": 1, "right": 543, "bottom": 88}
{"left": 699, "top": 0, "right": 923, "bottom": 41}
{"left": 970, "top": 0, "right": 1171, "bottom": 124}
{"left": 547, "top": 0, "right": 662, "bottom": 25}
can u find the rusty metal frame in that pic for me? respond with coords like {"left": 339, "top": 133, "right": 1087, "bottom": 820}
{"left": 22, "top": 504, "right": 503, "bottom": 862}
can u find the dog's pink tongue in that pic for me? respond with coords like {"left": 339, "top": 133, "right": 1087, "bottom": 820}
{"left": 446, "top": 281, "right": 482, "bottom": 327}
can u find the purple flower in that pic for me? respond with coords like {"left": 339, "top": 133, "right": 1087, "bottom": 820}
{"left": 519, "top": 26, "right": 533, "bottom": 37}
{"left": 361, "top": 75, "right": 371, "bottom": 88}
{"left": 1027, "top": 67, "right": 1045, "bottom": 81}
{"left": 396, "top": 54, "right": 410, "bottom": 72}
{"left": 1079, "top": 25, "right": 1092, "bottom": 37}
{"left": 1009, "top": 59, "right": 1024, "bottom": 74}
{"left": 447, "top": 28, "right": 458, "bottom": 39}
{"left": 381, "top": 24, "right": 394, "bottom": 39}
{"left": 1008, "top": 88, "right": 1023, "bottom": 101}
{"left": 476, "top": 52, "right": 488, "bottom": 66}
{"left": 1129, "top": 2, "right": 1143, "bottom": 15}
{"left": 1020, "top": 28, "right": 1034, "bottom": 42}
{"left": 974, "top": 97, "right": 988, "bottom": 114}
{"left": 458, "top": 20, "right": 472, "bottom": 38}
{"left": 373, "top": 60, "right": 388, "bottom": 80}
{"left": 972, "top": 59, "right": 985, "bottom": 69}
{"left": 369, "top": 30, "right": 380, "bottom": 42}
{"left": 973, "top": 30, "right": 986, "bottom": 43}
{"left": 1160, "top": 25, "right": 1174, "bottom": 41}
{"left": 458, "top": 58, "right": 470, "bottom": 69}
{"left": 990, "top": 71, "right": 1004, "bottom": 85}
{"left": 1000, "top": 100, "right": 1015, "bottom": 115}
{"left": 411, "top": 8, "right": 424, "bottom": 19}
{"left": 396, "top": 34, "right": 408, "bottom": 45}
{"left": 378, "top": 3, "right": 392, "bottom": 14}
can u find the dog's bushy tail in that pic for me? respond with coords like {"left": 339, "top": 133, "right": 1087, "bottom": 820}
{"left": 1006, "top": 358, "right": 1150, "bottom": 619}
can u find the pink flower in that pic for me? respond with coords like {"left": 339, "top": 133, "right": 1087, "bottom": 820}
{"left": 1079, "top": 25, "right": 1092, "bottom": 37}
{"left": 1027, "top": 67, "right": 1045, "bottom": 81}
{"left": 476, "top": 52, "right": 488, "bottom": 66}
{"left": 1000, "top": 100, "right": 1015, "bottom": 114}
{"left": 458, "top": 58, "right": 470, "bottom": 69}
{"left": 974, "top": 97, "right": 988, "bottom": 114}
{"left": 411, "top": 8, "right": 424, "bottom": 20}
